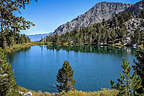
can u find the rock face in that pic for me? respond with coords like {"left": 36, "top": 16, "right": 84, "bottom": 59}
{"left": 125, "top": 18, "right": 144, "bottom": 35}
{"left": 53, "top": 2, "right": 132, "bottom": 35}
{"left": 24, "top": 92, "right": 32, "bottom": 96}
{"left": 126, "top": 0, "right": 144, "bottom": 16}
{"left": 123, "top": 18, "right": 144, "bottom": 45}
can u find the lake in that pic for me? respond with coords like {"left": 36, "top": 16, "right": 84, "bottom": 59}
{"left": 8, "top": 45, "right": 136, "bottom": 92}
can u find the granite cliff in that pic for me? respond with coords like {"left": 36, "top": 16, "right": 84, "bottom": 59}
{"left": 53, "top": 2, "right": 132, "bottom": 35}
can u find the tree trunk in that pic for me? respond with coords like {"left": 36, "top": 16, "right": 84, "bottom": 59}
{"left": 2, "top": 41, "right": 7, "bottom": 48}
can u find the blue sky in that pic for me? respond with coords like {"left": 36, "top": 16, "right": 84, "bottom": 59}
{"left": 20, "top": 0, "right": 140, "bottom": 35}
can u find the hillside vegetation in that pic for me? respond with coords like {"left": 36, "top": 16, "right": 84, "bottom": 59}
{"left": 18, "top": 87, "right": 118, "bottom": 96}
{"left": 45, "top": 9, "right": 144, "bottom": 46}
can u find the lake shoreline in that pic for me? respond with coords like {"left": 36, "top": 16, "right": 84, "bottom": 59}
{"left": 32, "top": 41, "right": 144, "bottom": 49}
{"left": 5, "top": 42, "right": 144, "bottom": 54}
{"left": 5, "top": 43, "right": 32, "bottom": 53}
{"left": 18, "top": 87, "right": 118, "bottom": 96}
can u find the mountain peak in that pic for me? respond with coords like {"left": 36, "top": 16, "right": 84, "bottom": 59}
{"left": 53, "top": 1, "right": 134, "bottom": 35}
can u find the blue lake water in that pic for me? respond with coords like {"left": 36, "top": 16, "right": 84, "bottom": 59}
{"left": 8, "top": 45, "right": 136, "bottom": 92}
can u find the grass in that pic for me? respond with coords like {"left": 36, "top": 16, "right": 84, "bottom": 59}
{"left": 31, "top": 41, "right": 52, "bottom": 46}
{"left": 4, "top": 42, "right": 49, "bottom": 53}
{"left": 18, "top": 87, "right": 118, "bottom": 96}
{"left": 4, "top": 43, "right": 32, "bottom": 53}
{"left": 4, "top": 41, "right": 53, "bottom": 53}
{"left": 60, "top": 89, "right": 119, "bottom": 96}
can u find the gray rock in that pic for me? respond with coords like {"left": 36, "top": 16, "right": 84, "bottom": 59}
{"left": 18, "top": 91, "right": 24, "bottom": 95}
{"left": 53, "top": 2, "right": 132, "bottom": 35}
{"left": 125, "top": 18, "right": 144, "bottom": 36}
{"left": 24, "top": 92, "right": 32, "bottom": 96}
{"left": 126, "top": 0, "right": 144, "bottom": 16}
{"left": 132, "top": 44, "right": 138, "bottom": 48}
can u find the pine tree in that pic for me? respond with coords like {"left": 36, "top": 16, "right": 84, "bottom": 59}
{"left": 113, "top": 16, "right": 119, "bottom": 27}
{"left": 56, "top": 61, "right": 75, "bottom": 92}
{"left": 0, "top": 0, "right": 36, "bottom": 48}
{"left": 110, "top": 29, "right": 116, "bottom": 44}
{"left": 0, "top": 48, "right": 19, "bottom": 96}
{"left": 139, "top": 9, "right": 144, "bottom": 19}
{"left": 141, "top": 31, "right": 144, "bottom": 43}
{"left": 119, "top": 26, "right": 126, "bottom": 44}
{"left": 55, "top": 33, "right": 60, "bottom": 44}
{"left": 133, "top": 50, "right": 144, "bottom": 95}
{"left": 111, "top": 59, "right": 142, "bottom": 96}
{"left": 134, "top": 29, "right": 141, "bottom": 44}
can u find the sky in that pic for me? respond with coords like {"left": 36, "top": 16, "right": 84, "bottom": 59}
{"left": 20, "top": 0, "right": 140, "bottom": 35}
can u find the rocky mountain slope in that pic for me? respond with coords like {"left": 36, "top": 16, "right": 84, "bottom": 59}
{"left": 53, "top": 2, "right": 132, "bottom": 35}
{"left": 125, "top": 18, "right": 144, "bottom": 35}
{"left": 45, "top": 0, "right": 144, "bottom": 47}
{"left": 126, "top": 0, "right": 144, "bottom": 16}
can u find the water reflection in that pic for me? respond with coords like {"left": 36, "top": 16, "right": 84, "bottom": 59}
{"left": 7, "top": 47, "right": 31, "bottom": 67}
{"left": 46, "top": 45, "right": 136, "bottom": 57}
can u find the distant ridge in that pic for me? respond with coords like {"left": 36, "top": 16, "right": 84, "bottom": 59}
{"left": 28, "top": 33, "right": 50, "bottom": 41}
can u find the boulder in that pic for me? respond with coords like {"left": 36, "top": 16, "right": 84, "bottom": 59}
{"left": 24, "top": 92, "right": 32, "bottom": 96}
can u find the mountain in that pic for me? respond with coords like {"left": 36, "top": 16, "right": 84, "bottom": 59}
{"left": 45, "top": 0, "right": 144, "bottom": 46}
{"left": 126, "top": 0, "right": 144, "bottom": 16}
{"left": 53, "top": 2, "right": 132, "bottom": 35}
{"left": 28, "top": 33, "right": 50, "bottom": 42}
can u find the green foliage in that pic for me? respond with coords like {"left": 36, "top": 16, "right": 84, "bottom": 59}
{"left": 56, "top": 61, "right": 75, "bottom": 92}
{"left": 111, "top": 59, "right": 142, "bottom": 96}
{"left": 18, "top": 87, "right": 118, "bottom": 96}
{"left": 133, "top": 51, "right": 144, "bottom": 95}
{"left": 45, "top": 11, "right": 134, "bottom": 46}
{"left": 59, "top": 89, "right": 118, "bottom": 96}
{"left": 0, "top": 33, "right": 31, "bottom": 48}
{"left": 46, "top": 23, "right": 127, "bottom": 45}
{"left": 139, "top": 9, "right": 144, "bottom": 19}
{"left": 0, "top": 1, "right": 36, "bottom": 95}
{"left": 0, "top": 0, "right": 35, "bottom": 48}
{"left": 5, "top": 43, "right": 31, "bottom": 53}
{"left": 0, "top": 48, "right": 19, "bottom": 96}
{"left": 133, "top": 29, "right": 141, "bottom": 44}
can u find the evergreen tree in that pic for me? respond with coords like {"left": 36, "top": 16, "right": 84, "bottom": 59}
{"left": 102, "top": 19, "right": 107, "bottom": 27}
{"left": 111, "top": 59, "right": 142, "bottom": 96}
{"left": 139, "top": 9, "right": 144, "bottom": 19}
{"left": 0, "top": 48, "right": 19, "bottom": 96}
{"left": 134, "top": 29, "right": 141, "bottom": 44}
{"left": 141, "top": 31, "right": 144, "bottom": 43}
{"left": 0, "top": 0, "right": 36, "bottom": 48}
{"left": 56, "top": 61, "right": 75, "bottom": 92}
{"left": 133, "top": 51, "right": 144, "bottom": 95}
{"left": 110, "top": 29, "right": 116, "bottom": 44}
{"left": 55, "top": 33, "right": 60, "bottom": 44}
{"left": 113, "top": 16, "right": 119, "bottom": 27}
{"left": 119, "top": 26, "right": 127, "bottom": 44}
